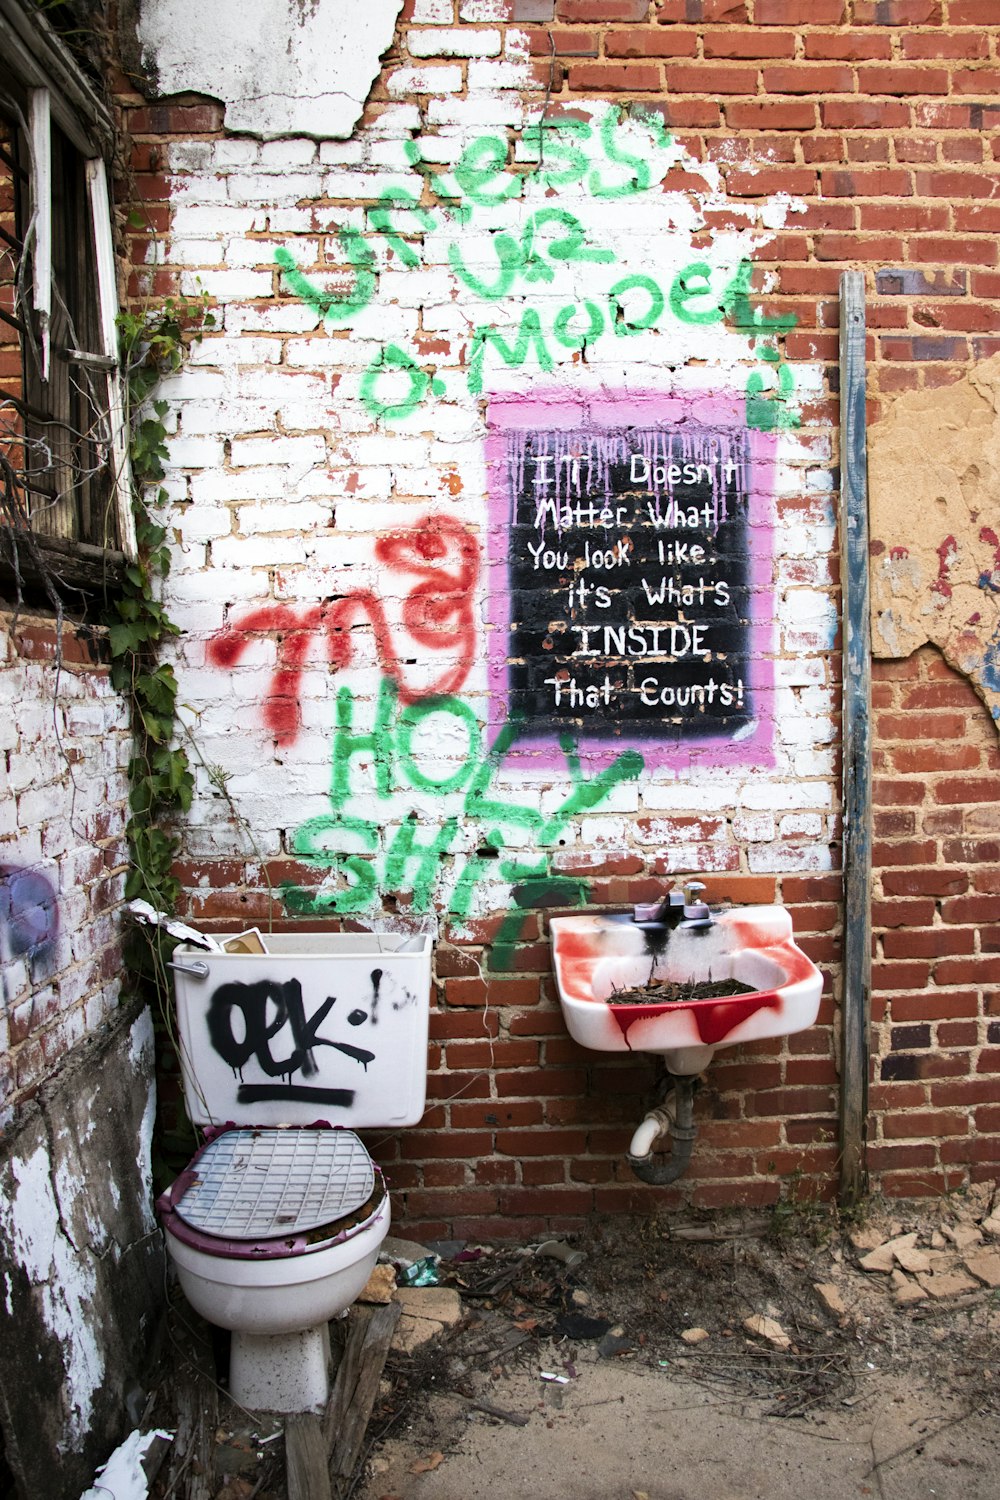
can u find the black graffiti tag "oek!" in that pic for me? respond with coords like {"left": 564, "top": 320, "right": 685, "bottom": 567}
{"left": 207, "top": 977, "right": 375, "bottom": 1107}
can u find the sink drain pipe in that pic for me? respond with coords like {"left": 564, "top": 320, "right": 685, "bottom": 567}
{"left": 626, "top": 1075, "right": 699, "bottom": 1186}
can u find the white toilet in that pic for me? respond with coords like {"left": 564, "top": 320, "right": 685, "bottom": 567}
{"left": 157, "top": 931, "right": 432, "bottom": 1413}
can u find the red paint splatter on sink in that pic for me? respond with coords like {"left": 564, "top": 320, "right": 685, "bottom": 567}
{"left": 552, "top": 928, "right": 606, "bottom": 1004}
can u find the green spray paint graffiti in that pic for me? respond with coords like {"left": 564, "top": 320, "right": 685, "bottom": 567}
{"left": 274, "top": 105, "right": 799, "bottom": 432}
{"left": 281, "top": 679, "right": 644, "bottom": 922}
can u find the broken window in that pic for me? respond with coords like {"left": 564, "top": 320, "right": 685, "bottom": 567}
{"left": 0, "top": 1, "right": 134, "bottom": 602}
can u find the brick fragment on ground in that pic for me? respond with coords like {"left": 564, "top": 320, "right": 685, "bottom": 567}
{"left": 813, "top": 1282, "right": 847, "bottom": 1316}
{"left": 859, "top": 1232, "right": 918, "bottom": 1273}
{"left": 893, "top": 1244, "right": 931, "bottom": 1275}
{"left": 744, "top": 1315, "right": 790, "bottom": 1350}
{"left": 394, "top": 1287, "right": 463, "bottom": 1325}
{"left": 963, "top": 1250, "right": 1000, "bottom": 1288}
{"left": 848, "top": 1227, "right": 884, "bottom": 1253}
{"left": 891, "top": 1270, "right": 929, "bottom": 1306}
{"left": 391, "top": 1287, "right": 463, "bottom": 1354}
{"left": 942, "top": 1223, "right": 984, "bottom": 1251}
{"left": 392, "top": 1314, "right": 446, "bottom": 1355}
{"left": 359, "top": 1264, "right": 397, "bottom": 1304}
{"left": 916, "top": 1269, "right": 979, "bottom": 1299}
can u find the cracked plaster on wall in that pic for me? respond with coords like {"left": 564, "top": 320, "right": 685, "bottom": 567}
{"left": 869, "top": 351, "right": 1000, "bottom": 724}
{"left": 136, "top": 0, "right": 404, "bottom": 139}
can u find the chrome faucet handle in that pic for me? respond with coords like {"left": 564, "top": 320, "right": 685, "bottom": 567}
{"left": 681, "top": 880, "right": 711, "bottom": 925}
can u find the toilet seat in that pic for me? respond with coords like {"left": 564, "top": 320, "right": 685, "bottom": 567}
{"left": 158, "top": 1125, "right": 386, "bottom": 1261}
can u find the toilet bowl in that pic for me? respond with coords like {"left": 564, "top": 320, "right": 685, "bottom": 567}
{"left": 159, "top": 932, "right": 432, "bottom": 1413}
{"left": 159, "top": 1126, "right": 391, "bottom": 1410}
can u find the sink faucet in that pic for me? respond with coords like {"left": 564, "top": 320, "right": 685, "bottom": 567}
{"left": 633, "top": 882, "right": 714, "bottom": 928}
{"left": 632, "top": 888, "right": 685, "bottom": 925}
{"left": 680, "top": 881, "right": 713, "bottom": 930}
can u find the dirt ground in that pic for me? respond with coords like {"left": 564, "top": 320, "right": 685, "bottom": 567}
{"left": 150, "top": 1187, "right": 1000, "bottom": 1500}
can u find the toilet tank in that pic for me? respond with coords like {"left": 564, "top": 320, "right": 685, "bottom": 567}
{"left": 170, "top": 932, "right": 433, "bottom": 1129}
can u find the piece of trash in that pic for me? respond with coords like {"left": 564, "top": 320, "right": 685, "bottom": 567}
{"left": 453, "top": 1248, "right": 483, "bottom": 1264}
{"left": 221, "top": 928, "right": 268, "bottom": 955}
{"left": 79, "top": 1428, "right": 173, "bottom": 1500}
{"left": 564, "top": 1360, "right": 578, "bottom": 1379}
{"left": 127, "top": 900, "right": 222, "bottom": 951}
{"left": 597, "top": 1330, "right": 635, "bottom": 1359}
{"left": 554, "top": 1312, "right": 611, "bottom": 1341}
{"left": 409, "top": 1451, "right": 445, "bottom": 1474}
{"left": 426, "top": 1239, "right": 466, "bottom": 1261}
{"left": 540, "top": 1371, "right": 570, "bottom": 1384}
{"left": 657, "top": 1360, "right": 670, "bottom": 1368}
{"left": 536, "top": 1239, "right": 587, "bottom": 1271}
{"left": 398, "top": 1256, "right": 440, "bottom": 1287}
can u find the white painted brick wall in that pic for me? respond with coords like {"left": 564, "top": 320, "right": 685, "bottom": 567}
{"left": 138, "top": 20, "right": 838, "bottom": 928}
{"left": 0, "top": 620, "right": 132, "bottom": 1127}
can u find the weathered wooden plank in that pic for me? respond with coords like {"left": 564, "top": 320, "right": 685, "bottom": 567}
{"left": 838, "top": 269, "right": 872, "bottom": 1208}
{"left": 326, "top": 1300, "right": 402, "bottom": 1483}
{"left": 286, "top": 1413, "right": 334, "bottom": 1500}
{"left": 164, "top": 1366, "right": 217, "bottom": 1500}
{"left": 139, "top": 1432, "right": 173, "bottom": 1487}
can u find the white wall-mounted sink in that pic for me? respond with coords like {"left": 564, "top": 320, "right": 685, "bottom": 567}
{"left": 550, "top": 906, "right": 823, "bottom": 1076}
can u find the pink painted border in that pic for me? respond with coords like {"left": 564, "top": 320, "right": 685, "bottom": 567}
{"left": 484, "top": 388, "right": 778, "bottom": 771}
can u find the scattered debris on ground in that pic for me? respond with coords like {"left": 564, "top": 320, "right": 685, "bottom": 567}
{"left": 140, "top": 1182, "right": 1000, "bottom": 1498}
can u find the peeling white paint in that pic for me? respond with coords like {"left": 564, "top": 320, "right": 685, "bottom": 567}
{"left": 130, "top": 1009, "right": 158, "bottom": 1233}
{"left": 0, "top": 1145, "right": 103, "bottom": 1449}
{"left": 136, "top": 0, "right": 405, "bottom": 139}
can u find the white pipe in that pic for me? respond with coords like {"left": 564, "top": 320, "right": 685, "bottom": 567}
{"left": 628, "top": 1101, "right": 676, "bottom": 1161}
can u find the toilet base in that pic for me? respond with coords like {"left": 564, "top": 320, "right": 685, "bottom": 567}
{"left": 230, "top": 1322, "right": 332, "bottom": 1413}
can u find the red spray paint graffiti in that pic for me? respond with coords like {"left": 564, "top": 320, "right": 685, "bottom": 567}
{"left": 208, "top": 514, "right": 480, "bottom": 744}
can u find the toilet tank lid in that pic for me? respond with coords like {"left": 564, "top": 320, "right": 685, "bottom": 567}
{"left": 170, "top": 1126, "right": 376, "bottom": 1241}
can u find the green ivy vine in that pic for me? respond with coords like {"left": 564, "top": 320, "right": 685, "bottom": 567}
{"left": 109, "top": 293, "right": 215, "bottom": 1176}
{"left": 110, "top": 294, "right": 212, "bottom": 912}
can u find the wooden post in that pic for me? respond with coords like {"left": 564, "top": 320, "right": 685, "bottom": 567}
{"left": 838, "top": 270, "right": 872, "bottom": 1206}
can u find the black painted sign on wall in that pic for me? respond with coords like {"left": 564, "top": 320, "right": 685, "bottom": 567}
{"left": 506, "top": 426, "right": 756, "bottom": 741}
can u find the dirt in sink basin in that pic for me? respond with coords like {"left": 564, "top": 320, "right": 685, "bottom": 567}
{"left": 608, "top": 977, "right": 759, "bottom": 1005}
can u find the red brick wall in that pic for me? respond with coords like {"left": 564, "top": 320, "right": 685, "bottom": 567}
{"left": 871, "top": 646, "right": 1000, "bottom": 1200}
{"left": 495, "top": 0, "right": 1000, "bottom": 413}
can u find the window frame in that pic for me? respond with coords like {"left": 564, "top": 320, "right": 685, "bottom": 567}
{"left": 0, "top": 0, "right": 135, "bottom": 602}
